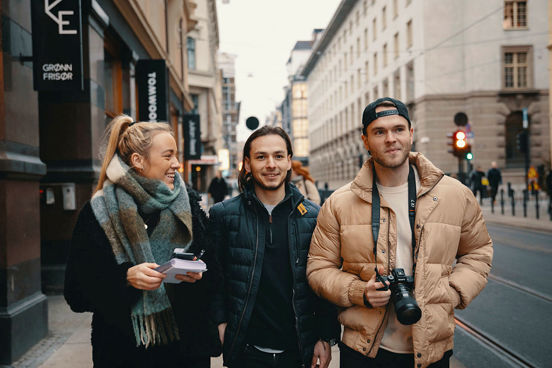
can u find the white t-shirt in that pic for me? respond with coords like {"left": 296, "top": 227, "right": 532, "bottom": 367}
{"left": 377, "top": 166, "right": 420, "bottom": 354}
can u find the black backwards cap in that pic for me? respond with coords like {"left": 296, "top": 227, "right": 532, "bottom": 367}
{"left": 362, "top": 97, "right": 411, "bottom": 134}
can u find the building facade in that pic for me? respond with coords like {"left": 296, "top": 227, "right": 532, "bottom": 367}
{"left": 219, "top": 52, "right": 240, "bottom": 175}
{"left": 186, "top": 0, "right": 223, "bottom": 192}
{"left": 303, "top": 0, "right": 549, "bottom": 189}
{"left": 0, "top": 0, "right": 211, "bottom": 363}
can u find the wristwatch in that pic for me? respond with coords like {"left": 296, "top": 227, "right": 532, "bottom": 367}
{"left": 322, "top": 337, "right": 338, "bottom": 347}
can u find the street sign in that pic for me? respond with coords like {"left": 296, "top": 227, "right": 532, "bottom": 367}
{"left": 31, "top": 0, "right": 84, "bottom": 91}
{"left": 522, "top": 107, "right": 528, "bottom": 129}
{"left": 183, "top": 113, "right": 201, "bottom": 160}
{"left": 136, "top": 60, "right": 169, "bottom": 122}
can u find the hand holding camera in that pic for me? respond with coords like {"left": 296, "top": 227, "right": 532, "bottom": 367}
{"left": 364, "top": 266, "right": 391, "bottom": 308}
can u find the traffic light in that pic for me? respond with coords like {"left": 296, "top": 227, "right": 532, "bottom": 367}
{"left": 465, "top": 151, "right": 473, "bottom": 161}
{"left": 516, "top": 130, "right": 528, "bottom": 154}
{"left": 450, "top": 130, "right": 471, "bottom": 158}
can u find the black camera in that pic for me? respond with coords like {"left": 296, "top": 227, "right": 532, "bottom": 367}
{"left": 377, "top": 268, "right": 421, "bottom": 325}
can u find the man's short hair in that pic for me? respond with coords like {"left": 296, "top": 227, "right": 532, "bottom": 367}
{"left": 362, "top": 97, "right": 411, "bottom": 135}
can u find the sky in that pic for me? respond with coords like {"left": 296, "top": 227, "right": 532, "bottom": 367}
{"left": 216, "top": 0, "right": 342, "bottom": 141}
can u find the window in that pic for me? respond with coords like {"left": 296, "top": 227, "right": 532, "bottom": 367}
{"left": 503, "top": 47, "right": 531, "bottom": 89}
{"left": 357, "top": 38, "right": 361, "bottom": 57}
{"left": 383, "top": 79, "right": 389, "bottom": 97}
{"left": 365, "top": 61, "right": 369, "bottom": 82}
{"left": 383, "top": 43, "right": 388, "bottom": 66}
{"left": 406, "top": 62, "right": 414, "bottom": 102}
{"left": 363, "top": 0, "right": 367, "bottom": 15}
{"left": 187, "top": 37, "right": 196, "bottom": 70}
{"left": 373, "top": 52, "right": 378, "bottom": 76}
{"left": 393, "top": 0, "right": 398, "bottom": 19}
{"left": 373, "top": 18, "right": 377, "bottom": 40}
{"left": 364, "top": 28, "right": 369, "bottom": 50}
{"left": 190, "top": 94, "right": 199, "bottom": 114}
{"left": 394, "top": 70, "right": 401, "bottom": 99}
{"left": 504, "top": 0, "right": 527, "bottom": 29}
{"left": 382, "top": 6, "right": 387, "bottom": 30}
{"left": 406, "top": 20, "right": 413, "bottom": 49}
{"left": 394, "top": 32, "right": 400, "bottom": 59}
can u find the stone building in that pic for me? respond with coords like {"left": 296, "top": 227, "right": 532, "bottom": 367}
{"left": 302, "top": 0, "right": 549, "bottom": 189}
{"left": 0, "top": 0, "right": 221, "bottom": 363}
{"left": 219, "top": 52, "right": 240, "bottom": 175}
{"left": 186, "top": 0, "right": 223, "bottom": 191}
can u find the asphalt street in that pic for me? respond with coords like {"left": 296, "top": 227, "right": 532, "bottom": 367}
{"left": 452, "top": 224, "right": 552, "bottom": 368}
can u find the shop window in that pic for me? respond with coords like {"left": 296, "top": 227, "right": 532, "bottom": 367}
{"left": 104, "top": 32, "right": 130, "bottom": 120}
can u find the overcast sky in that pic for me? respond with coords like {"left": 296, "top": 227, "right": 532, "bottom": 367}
{"left": 216, "top": 0, "right": 342, "bottom": 141}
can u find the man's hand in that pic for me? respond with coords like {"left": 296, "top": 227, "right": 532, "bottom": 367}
{"left": 175, "top": 271, "right": 203, "bottom": 283}
{"left": 127, "top": 263, "right": 165, "bottom": 290}
{"left": 311, "top": 340, "right": 331, "bottom": 368}
{"left": 364, "top": 266, "right": 391, "bottom": 308}
{"left": 218, "top": 323, "right": 227, "bottom": 345}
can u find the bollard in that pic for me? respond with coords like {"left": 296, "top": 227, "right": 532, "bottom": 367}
{"left": 535, "top": 190, "right": 540, "bottom": 220}
{"left": 510, "top": 188, "right": 515, "bottom": 216}
{"left": 523, "top": 189, "right": 528, "bottom": 218}
{"left": 500, "top": 188, "right": 505, "bottom": 215}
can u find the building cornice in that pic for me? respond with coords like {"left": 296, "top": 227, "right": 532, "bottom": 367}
{"left": 301, "top": 0, "right": 358, "bottom": 78}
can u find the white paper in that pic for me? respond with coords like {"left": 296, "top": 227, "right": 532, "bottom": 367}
{"left": 156, "top": 258, "right": 207, "bottom": 284}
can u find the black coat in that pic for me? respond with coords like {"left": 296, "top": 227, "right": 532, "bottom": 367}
{"left": 208, "top": 184, "right": 340, "bottom": 367}
{"left": 64, "top": 187, "right": 221, "bottom": 368}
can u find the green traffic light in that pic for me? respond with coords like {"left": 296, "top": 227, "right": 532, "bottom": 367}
{"left": 466, "top": 152, "right": 473, "bottom": 160}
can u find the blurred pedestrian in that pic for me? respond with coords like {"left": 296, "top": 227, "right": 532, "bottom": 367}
{"left": 487, "top": 161, "right": 502, "bottom": 204}
{"left": 64, "top": 115, "right": 220, "bottom": 368}
{"left": 307, "top": 97, "right": 492, "bottom": 368}
{"left": 209, "top": 126, "right": 339, "bottom": 368}
{"left": 291, "top": 160, "right": 321, "bottom": 205}
{"left": 208, "top": 170, "right": 228, "bottom": 203}
{"left": 469, "top": 165, "right": 486, "bottom": 203}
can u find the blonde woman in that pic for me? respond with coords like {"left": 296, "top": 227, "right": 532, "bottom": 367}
{"left": 64, "top": 115, "right": 220, "bottom": 367}
{"left": 291, "top": 160, "right": 321, "bottom": 205}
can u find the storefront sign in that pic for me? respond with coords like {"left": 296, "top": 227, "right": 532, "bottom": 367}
{"left": 183, "top": 114, "right": 201, "bottom": 160}
{"left": 136, "top": 60, "right": 169, "bottom": 122}
{"left": 31, "top": 0, "right": 84, "bottom": 91}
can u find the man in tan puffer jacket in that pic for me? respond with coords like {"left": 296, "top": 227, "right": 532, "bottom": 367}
{"left": 307, "top": 97, "right": 493, "bottom": 368}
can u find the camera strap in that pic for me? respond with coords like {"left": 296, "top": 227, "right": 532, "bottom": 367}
{"left": 371, "top": 164, "right": 417, "bottom": 271}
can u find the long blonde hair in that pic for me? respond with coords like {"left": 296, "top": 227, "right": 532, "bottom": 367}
{"left": 95, "top": 115, "right": 173, "bottom": 192}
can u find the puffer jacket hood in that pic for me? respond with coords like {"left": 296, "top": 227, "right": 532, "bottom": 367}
{"left": 307, "top": 152, "right": 493, "bottom": 368}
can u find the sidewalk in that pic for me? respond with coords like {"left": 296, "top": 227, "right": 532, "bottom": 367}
{"left": 12, "top": 200, "right": 545, "bottom": 368}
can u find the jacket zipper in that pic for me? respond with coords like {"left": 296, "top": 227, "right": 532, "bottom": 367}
{"left": 229, "top": 209, "right": 260, "bottom": 354}
{"left": 291, "top": 220, "right": 303, "bottom": 355}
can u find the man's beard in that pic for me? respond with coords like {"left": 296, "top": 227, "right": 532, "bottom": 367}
{"left": 373, "top": 143, "right": 411, "bottom": 169}
{"left": 251, "top": 172, "right": 287, "bottom": 191}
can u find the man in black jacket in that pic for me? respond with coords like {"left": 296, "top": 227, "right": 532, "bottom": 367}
{"left": 209, "top": 126, "right": 340, "bottom": 368}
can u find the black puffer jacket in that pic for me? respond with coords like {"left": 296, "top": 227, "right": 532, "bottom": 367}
{"left": 209, "top": 183, "right": 340, "bottom": 367}
{"left": 64, "top": 187, "right": 221, "bottom": 367}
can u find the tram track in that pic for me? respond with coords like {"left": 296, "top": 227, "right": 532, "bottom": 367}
{"left": 487, "top": 273, "right": 552, "bottom": 303}
{"left": 453, "top": 272, "right": 552, "bottom": 368}
{"left": 454, "top": 316, "right": 536, "bottom": 368}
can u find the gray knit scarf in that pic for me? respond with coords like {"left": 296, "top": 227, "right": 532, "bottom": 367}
{"left": 91, "top": 154, "right": 193, "bottom": 347}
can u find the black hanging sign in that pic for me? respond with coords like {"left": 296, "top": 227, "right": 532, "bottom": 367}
{"left": 136, "top": 60, "right": 169, "bottom": 122}
{"left": 183, "top": 114, "right": 201, "bottom": 160}
{"left": 31, "top": 0, "right": 84, "bottom": 91}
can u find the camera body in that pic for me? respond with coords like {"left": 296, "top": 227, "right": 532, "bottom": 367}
{"left": 377, "top": 268, "right": 421, "bottom": 325}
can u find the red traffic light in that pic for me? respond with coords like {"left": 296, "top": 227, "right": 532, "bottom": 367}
{"left": 451, "top": 130, "right": 470, "bottom": 157}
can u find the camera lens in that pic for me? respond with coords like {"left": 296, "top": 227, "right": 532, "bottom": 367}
{"left": 392, "top": 284, "right": 421, "bottom": 325}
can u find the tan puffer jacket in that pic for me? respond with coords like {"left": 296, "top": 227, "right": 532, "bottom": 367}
{"left": 307, "top": 152, "right": 493, "bottom": 368}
